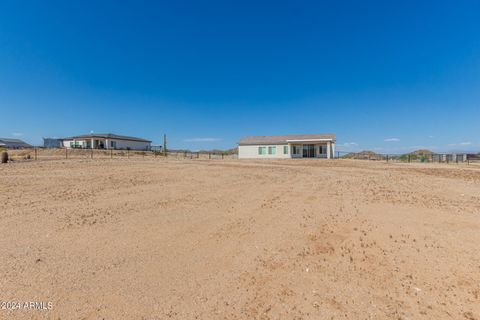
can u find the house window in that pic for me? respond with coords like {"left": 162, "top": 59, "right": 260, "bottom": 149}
{"left": 292, "top": 145, "right": 301, "bottom": 154}
{"left": 319, "top": 145, "right": 327, "bottom": 154}
{"left": 268, "top": 146, "right": 276, "bottom": 155}
{"left": 258, "top": 147, "right": 267, "bottom": 155}
{"left": 110, "top": 141, "right": 116, "bottom": 149}
{"left": 283, "top": 146, "right": 288, "bottom": 154}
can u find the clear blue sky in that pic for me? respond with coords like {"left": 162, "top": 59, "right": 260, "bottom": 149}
{"left": 1, "top": 0, "right": 479, "bottom": 153}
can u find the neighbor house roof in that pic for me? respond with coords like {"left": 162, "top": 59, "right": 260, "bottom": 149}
{"left": 0, "top": 138, "right": 32, "bottom": 148}
{"left": 238, "top": 134, "right": 336, "bottom": 145}
{"left": 63, "top": 133, "right": 152, "bottom": 143}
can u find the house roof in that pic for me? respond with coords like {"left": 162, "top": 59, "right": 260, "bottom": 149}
{"left": 238, "top": 134, "right": 336, "bottom": 145}
{"left": 63, "top": 133, "right": 152, "bottom": 143}
{"left": 0, "top": 138, "right": 32, "bottom": 148}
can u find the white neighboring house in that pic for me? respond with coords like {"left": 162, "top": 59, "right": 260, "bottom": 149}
{"left": 238, "top": 134, "right": 336, "bottom": 159}
{"left": 62, "top": 133, "right": 151, "bottom": 151}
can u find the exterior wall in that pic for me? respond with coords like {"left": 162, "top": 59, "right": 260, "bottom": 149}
{"left": 63, "top": 138, "right": 150, "bottom": 150}
{"left": 109, "top": 139, "right": 150, "bottom": 150}
{"left": 43, "top": 138, "right": 63, "bottom": 148}
{"left": 238, "top": 144, "right": 290, "bottom": 159}
{"left": 63, "top": 139, "right": 86, "bottom": 148}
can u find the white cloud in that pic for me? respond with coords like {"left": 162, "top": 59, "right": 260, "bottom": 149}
{"left": 428, "top": 135, "right": 435, "bottom": 139}
{"left": 12, "top": 132, "right": 24, "bottom": 137}
{"left": 410, "top": 145, "right": 438, "bottom": 150}
{"left": 183, "top": 138, "right": 222, "bottom": 142}
{"left": 448, "top": 142, "right": 472, "bottom": 147}
{"left": 384, "top": 138, "right": 400, "bottom": 142}
{"left": 338, "top": 142, "right": 358, "bottom": 148}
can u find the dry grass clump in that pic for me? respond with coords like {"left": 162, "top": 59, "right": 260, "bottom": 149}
{"left": 1, "top": 151, "right": 8, "bottom": 163}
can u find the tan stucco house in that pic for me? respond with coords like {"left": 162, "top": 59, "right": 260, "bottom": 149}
{"left": 238, "top": 134, "right": 336, "bottom": 159}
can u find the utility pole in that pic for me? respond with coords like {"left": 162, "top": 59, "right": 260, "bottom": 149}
{"left": 163, "top": 133, "right": 167, "bottom": 157}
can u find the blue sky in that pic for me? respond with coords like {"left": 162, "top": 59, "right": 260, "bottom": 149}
{"left": 1, "top": 0, "right": 479, "bottom": 153}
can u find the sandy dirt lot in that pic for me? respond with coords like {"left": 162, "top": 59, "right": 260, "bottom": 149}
{"left": 1, "top": 159, "right": 479, "bottom": 319}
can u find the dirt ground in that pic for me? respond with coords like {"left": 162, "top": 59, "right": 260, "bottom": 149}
{"left": 1, "top": 158, "right": 479, "bottom": 319}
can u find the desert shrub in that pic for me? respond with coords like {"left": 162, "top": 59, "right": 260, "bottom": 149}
{"left": 1, "top": 151, "right": 8, "bottom": 163}
{"left": 399, "top": 153, "right": 419, "bottom": 161}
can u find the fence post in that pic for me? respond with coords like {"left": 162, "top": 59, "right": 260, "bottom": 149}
{"left": 65, "top": 148, "right": 68, "bottom": 159}
{"left": 209, "top": 153, "right": 211, "bottom": 159}
{"left": 91, "top": 148, "right": 93, "bottom": 159}
{"left": 111, "top": 149, "right": 113, "bottom": 159}
{"left": 408, "top": 155, "right": 410, "bottom": 163}
{"left": 34, "top": 148, "right": 37, "bottom": 161}
{"left": 222, "top": 153, "right": 224, "bottom": 160}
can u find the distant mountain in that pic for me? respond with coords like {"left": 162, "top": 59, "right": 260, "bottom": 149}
{"left": 408, "top": 149, "right": 436, "bottom": 156}
{"left": 167, "top": 147, "right": 238, "bottom": 154}
{"left": 343, "top": 150, "right": 381, "bottom": 159}
{"left": 398, "top": 149, "right": 436, "bottom": 161}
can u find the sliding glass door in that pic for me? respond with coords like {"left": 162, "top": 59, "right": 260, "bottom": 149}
{"left": 302, "top": 144, "right": 316, "bottom": 158}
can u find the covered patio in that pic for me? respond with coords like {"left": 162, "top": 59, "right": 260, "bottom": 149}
{"left": 289, "top": 143, "right": 332, "bottom": 158}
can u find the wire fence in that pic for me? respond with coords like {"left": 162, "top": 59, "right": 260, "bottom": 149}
{"left": 3, "top": 148, "right": 480, "bottom": 165}
{"left": 336, "top": 151, "right": 480, "bottom": 164}
{"left": 2, "top": 148, "right": 238, "bottom": 162}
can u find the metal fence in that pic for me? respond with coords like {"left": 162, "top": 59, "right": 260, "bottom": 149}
{"left": 3, "top": 148, "right": 238, "bottom": 162}
{"left": 336, "top": 151, "right": 480, "bottom": 164}
{"left": 3, "top": 148, "right": 479, "bottom": 164}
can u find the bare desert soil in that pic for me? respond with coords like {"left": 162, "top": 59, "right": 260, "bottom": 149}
{"left": 1, "top": 159, "right": 479, "bottom": 319}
